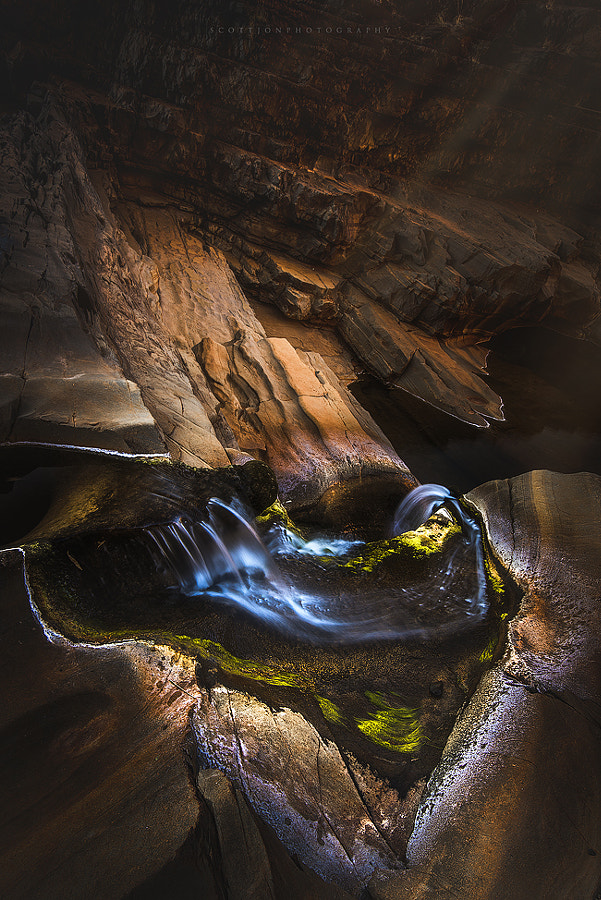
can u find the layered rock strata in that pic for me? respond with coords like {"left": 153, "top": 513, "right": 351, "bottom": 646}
{"left": 2, "top": 0, "right": 600, "bottom": 428}
{"left": 0, "top": 108, "right": 413, "bottom": 505}
{"left": 4, "top": 92, "right": 598, "bottom": 468}
{"left": 3, "top": 0, "right": 601, "bottom": 458}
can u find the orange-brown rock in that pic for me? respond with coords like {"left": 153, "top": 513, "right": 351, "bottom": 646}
{"left": 3, "top": 0, "right": 601, "bottom": 437}
{"left": 0, "top": 108, "right": 413, "bottom": 502}
{"left": 2, "top": 2, "right": 601, "bottom": 898}
{"left": 371, "top": 470, "right": 601, "bottom": 899}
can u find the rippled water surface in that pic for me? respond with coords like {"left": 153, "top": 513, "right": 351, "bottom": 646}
{"left": 146, "top": 487, "right": 488, "bottom": 644}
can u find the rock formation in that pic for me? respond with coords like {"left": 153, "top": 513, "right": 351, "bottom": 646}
{"left": 2, "top": 453, "right": 601, "bottom": 898}
{"left": 2, "top": 0, "right": 601, "bottom": 898}
{"left": 372, "top": 470, "right": 601, "bottom": 899}
{"left": 3, "top": 0, "right": 601, "bottom": 471}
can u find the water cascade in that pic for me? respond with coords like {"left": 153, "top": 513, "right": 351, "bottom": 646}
{"left": 393, "top": 484, "right": 461, "bottom": 536}
{"left": 145, "top": 485, "right": 490, "bottom": 643}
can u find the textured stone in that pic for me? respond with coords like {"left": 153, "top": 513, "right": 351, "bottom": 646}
{"left": 4, "top": 0, "right": 601, "bottom": 432}
{"left": 0, "top": 116, "right": 165, "bottom": 453}
{"left": 197, "top": 331, "right": 411, "bottom": 504}
{"left": 196, "top": 768, "right": 277, "bottom": 900}
{"left": 370, "top": 667, "right": 601, "bottom": 900}
{"left": 193, "top": 686, "right": 406, "bottom": 895}
{"left": 4, "top": 457, "right": 601, "bottom": 898}
{"left": 113, "top": 200, "right": 411, "bottom": 504}
{"left": 0, "top": 108, "right": 411, "bottom": 498}
{"left": 469, "top": 470, "right": 601, "bottom": 701}
{"left": 0, "top": 550, "right": 201, "bottom": 900}
{"left": 370, "top": 471, "right": 601, "bottom": 899}
{"left": 2, "top": 4, "right": 601, "bottom": 898}
{"left": 339, "top": 287, "right": 503, "bottom": 426}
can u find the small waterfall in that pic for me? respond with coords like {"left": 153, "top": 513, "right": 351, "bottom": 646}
{"left": 147, "top": 519, "right": 213, "bottom": 593}
{"left": 147, "top": 512, "right": 252, "bottom": 594}
{"left": 206, "top": 498, "right": 279, "bottom": 580}
{"left": 392, "top": 482, "right": 487, "bottom": 618}
{"left": 392, "top": 484, "right": 457, "bottom": 536}
{"left": 145, "top": 486, "right": 490, "bottom": 643}
{"left": 145, "top": 503, "right": 346, "bottom": 633}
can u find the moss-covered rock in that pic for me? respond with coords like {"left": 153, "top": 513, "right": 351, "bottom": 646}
{"left": 21, "top": 474, "right": 515, "bottom": 793}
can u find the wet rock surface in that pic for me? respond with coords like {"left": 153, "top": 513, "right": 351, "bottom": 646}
{"left": 4, "top": 453, "right": 498, "bottom": 797}
{"left": 2, "top": 1, "right": 601, "bottom": 897}
{"left": 193, "top": 687, "right": 406, "bottom": 893}
{"left": 0, "top": 546, "right": 357, "bottom": 900}
{"left": 0, "top": 450, "right": 496, "bottom": 898}
{"left": 370, "top": 470, "right": 601, "bottom": 899}
{"left": 2, "top": 461, "right": 601, "bottom": 898}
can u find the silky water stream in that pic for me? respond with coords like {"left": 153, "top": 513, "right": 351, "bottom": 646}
{"left": 144, "top": 485, "right": 489, "bottom": 645}
{"left": 12, "top": 451, "right": 507, "bottom": 802}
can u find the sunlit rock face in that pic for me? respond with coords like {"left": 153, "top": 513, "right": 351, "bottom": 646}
{"left": 2, "top": 0, "right": 601, "bottom": 488}
{"left": 3, "top": 4, "right": 601, "bottom": 898}
{"left": 0, "top": 107, "right": 413, "bottom": 504}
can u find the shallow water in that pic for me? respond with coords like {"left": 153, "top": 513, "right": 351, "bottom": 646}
{"left": 146, "top": 487, "right": 488, "bottom": 645}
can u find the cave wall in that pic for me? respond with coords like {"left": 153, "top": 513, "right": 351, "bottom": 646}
{"left": 4, "top": 0, "right": 601, "bottom": 215}
{"left": 2, "top": 0, "right": 601, "bottom": 493}
{"left": 2, "top": 4, "right": 601, "bottom": 898}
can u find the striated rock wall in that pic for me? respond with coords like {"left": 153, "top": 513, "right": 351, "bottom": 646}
{"left": 0, "top": 103, "right": 413, "bottom": 503}
{"left": 5, "top": 0, "right": 601, "bottom": 217}
{"left": 0, "top": 112, "right": 165, "bottom": 453}
{"left": 2, "top": 0, "right": 601, "bottom": 462}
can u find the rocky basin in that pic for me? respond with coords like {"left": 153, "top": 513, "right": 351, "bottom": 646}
{"left": 2, "top": 1, "right": 601, "bottom": 898}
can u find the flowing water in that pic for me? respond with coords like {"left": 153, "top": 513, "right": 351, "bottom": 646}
{"left": 145, "top": 486, "right": 489, "bottom": 644}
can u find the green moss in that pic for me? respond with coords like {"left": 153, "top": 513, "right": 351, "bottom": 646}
{"left": 315, "top": 694, "right": 345, "bottom": 724}
{"left": 26, "top": 554, "right": 306, "bottom": 692}
{"left": 174, "top": 637, "right": 305, "bottom": 689}
{"left": 482, "top": 546, "right": 506, "bottom": 598}
{"left": 255, "top": 499, "right": 306, "bottom": 539}
{"left": 21, "top": 541, "right": 45, "bottom": 556}
{"left": 356, "top": 691, "right": 422, "bottom": 753}
{"left": 479, "top": 634, "right": 498, "bottom": 663}
{"left": 340, "top": 519, "right": 461, "bottom": 573}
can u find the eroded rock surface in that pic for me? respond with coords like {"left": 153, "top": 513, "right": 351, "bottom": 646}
{"left": 371, "top": 470, "right": 601, "bottom": 899}
{"left": 3, "top": 0, "right": 601, "bottom": 447}
{"left": 0, "top": 108, "right": 413, "bottom": 503}
{"left": 2, "top": 2, "right": 601, "bottom": 898}
{"left": 2, "top": 455, "right": 601, "bottom": 899}
{"left": 0, "top": 115, "right": 165, "bottom": 453}
{"left": 193, "top": 687, "right": 407, "bottom": 893}
{"left": 0, "top": 550, "right": 200, "bottom": 900}
{"left": 0, "top": 547, "right": 359, "bottom": 900}
{"left": 0, "top": 449, "right": 502, "bottom": 896}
